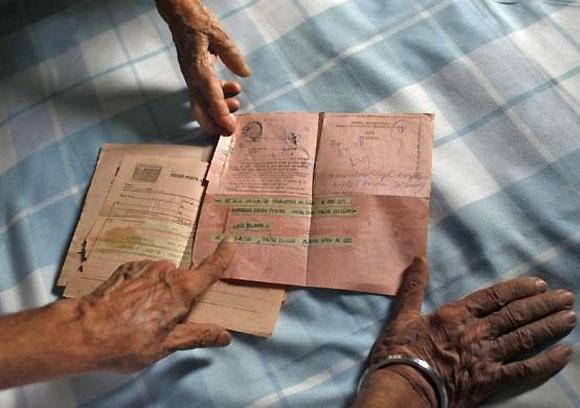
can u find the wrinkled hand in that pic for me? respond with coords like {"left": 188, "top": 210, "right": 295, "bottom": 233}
{"left": 75, "top": 242, "right": 234, "bottom": 372}
{"left": 156, "top": 0, "right": 251, "bottom": 135}
{"left": 369, "top": 258, "right": 576, "bottom": 407}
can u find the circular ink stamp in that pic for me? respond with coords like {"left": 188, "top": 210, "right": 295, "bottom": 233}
{"left": 241, "top": 121, "right": 263, "bottom": 143}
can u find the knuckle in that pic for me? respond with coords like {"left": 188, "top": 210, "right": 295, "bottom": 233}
{"left": 157, "top": 259, "right": 177, "bottom": 268}
{"left": 193, "top": 58, "right": 212, "bottom": 79}
{"left": 152, "top": 260, "right": 177, "bottom": 272}
{"left": 205, "top": 253, "right": 228, "bottom": 271}
{"left": 486, "top": 286, "right": 503, "bottom": 306}
{"left": 435, "top": 304, "right": 460, "bottom": 321}
{"left": 533, "top": 297, "right": 551, "bottom": 315}
{"left": 516, "top": 361, "right": 535, "bottom": 377}
{"left": 504, "top": 304, "right": 523, "bottom": 326}
{"left": 515, "top": 328, "right": 534, "bottom": 350}
{"left": 494, "top": 336, "right": 508, "bottom": 359}
{"left": 197, "top": 330, "right": 218, "bottom": 347}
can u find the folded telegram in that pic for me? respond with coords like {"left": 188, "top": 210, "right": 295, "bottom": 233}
{"left": 193, "top": 112, "right": 434, "bottom": 295}
{"left": 58, "top": 144, "right": 285, "bottom": 337}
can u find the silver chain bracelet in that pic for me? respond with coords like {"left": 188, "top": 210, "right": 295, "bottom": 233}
{"left": 357, "top": 354, "right": 449, "bottom": 408}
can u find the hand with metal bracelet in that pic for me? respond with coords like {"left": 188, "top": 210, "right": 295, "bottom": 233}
{"left": 353, "top": 257, "right": 576, "bottom": 408}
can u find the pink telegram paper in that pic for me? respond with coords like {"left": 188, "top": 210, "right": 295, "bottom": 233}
{"left": 193, "top": 113, "right": 433, "bottom": 295}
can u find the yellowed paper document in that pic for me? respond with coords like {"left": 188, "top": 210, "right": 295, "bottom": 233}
{"left": 59, "top": 144, "right": 285, "bottom": 337}
{"left": 194, "top": 113, "right": 433, "bottom": 295}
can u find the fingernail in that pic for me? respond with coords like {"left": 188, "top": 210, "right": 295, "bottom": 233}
{"left": 560, "top": 291, "right": 575, "bottom": 306}
{"left": 216, "top": 239, "right": 235, "bottom": 263}
{"left": 222, "top": 234, "right": 235, "bottom": 243}
{"left": 535, "top": 279, "right": 548, "bottom": 291}
{"left": 565, "top": 310, "right": 577, "bottom": 325}
{"left": 219, "top": 331, "right": 232, "bottom": 346}
{"left": 412, "top": 256, "right": 426, "bottom": 267}
{"left": 224, "top": 113, "right": 236, "bottom": 130}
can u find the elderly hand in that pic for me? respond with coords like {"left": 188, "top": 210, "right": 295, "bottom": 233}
{"left": 75, "top": 241, "right": 234, "bottom": 372}
{"left": 357, "top": 258, "right": 576, "bottom": 408}
{"left": 156, "top": 0, "right": 250, "bottom": 135}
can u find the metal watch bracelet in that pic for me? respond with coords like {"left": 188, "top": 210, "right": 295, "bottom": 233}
{"left": 357, "top": 354, "right": 449, "bottom": 408}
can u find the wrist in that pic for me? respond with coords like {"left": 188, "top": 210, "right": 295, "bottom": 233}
{"left": 0, "top": 299, "right": 100, "bottom": 389}
{"left": 356, "top": 365, "right": 437, "bottom": 408}
{"left": 40, "top": 299, "right": 102, "bottom": 372}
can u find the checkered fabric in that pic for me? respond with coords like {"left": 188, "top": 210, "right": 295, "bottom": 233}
{"left": 0, "top": 0, "right": 579, "bottom": 406}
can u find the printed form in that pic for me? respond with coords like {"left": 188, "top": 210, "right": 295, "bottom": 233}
{"left": 61, "top": 144, "right": 285, "bottom": 337}
{"left": 193, "top": 113, "right": 434, "bottom": 295}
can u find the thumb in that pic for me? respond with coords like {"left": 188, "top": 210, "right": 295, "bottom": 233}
{"left": 163, "top": 323, "right": 231, "bottom": 351}
{"left": 392, "top": 256, "right": 430, "bottom": 319}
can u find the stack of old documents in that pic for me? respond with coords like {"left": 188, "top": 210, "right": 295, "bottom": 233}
{"left": 58, "top": 112, "right": 434, "bottom": 337}
{"left": 58, "top": 144, "right": 286, "bottom": 337}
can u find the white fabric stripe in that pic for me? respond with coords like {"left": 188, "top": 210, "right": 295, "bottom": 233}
{"left": 25, "top": 22, "right": 81, "bottom": 211}
{"left": 248, "top": 356, "right": 362, "bottom": 407}
{"left": 228, "top": 0, "right": 349, "bottom": 56}
{"left": 364, "top": 2, "right": 580, "bottom": 215}
{"left": 0, "top": 264, "right": 56, "bottom": 313}
{"left": 409, "top": 0, "right": 557, "bottom": 163}
{"left": 0, "top": 77, "right": 7, "bottom": 123}
{"left": 242, "top": 0, "right": 452, "bottom": 112}
{"left": 500, "top": 231, "right": 580, "bottom": 281}
{"left": 0, "top": 0, "right": 346, "bottom": 179}
{"left": 0, "top": 388, "right": 22, "bottom": 408}
{"left": 0, "top": 182, "right": 85, "bottom": 236}
{"left": 0, "top": 125, "right": 16, "bottom": 174}
{"left": 513, "top": 13, "right": 580, "bottom": 130}
{"left": 47, "top": 99, "right": 84, "bottom": 206}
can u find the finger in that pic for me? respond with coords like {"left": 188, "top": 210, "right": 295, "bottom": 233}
{"left": 226, "top": 97, "right": 240, "bottom": 113}
{"left": 190, "top": 94, "right": 223, "bottom": 135}
{"left": 183, "top": 240, "right": 235, "bottom": 299}
{"left": 500, "top": 344, "right": 572, "bottom": 383}
{"left": 486, "top": 290, "right": 575, "bottom": 337}
{"left": 209, "top": 26, "right": 251, "bottom": 77}
{"left": 196, "top": 70, "right": 231, "bottom": 121}
{"left": 392, "top": 257, "right": 429, "bottom": 319}
{"left": 193, "top": 79, "right": 236, "bottom": 135}
{"left": 460, "top": 277, "right": 548, "bottom": 318}
{"left": 188, "top": 33, "right": 235, "bottom": 134}
{"left": 222, "top": 81, "right": 241, "bottom": 98}
{"left": 494, "top": 310, "right": 576, "bottom": 361}
{"left": 192, "top": 53, "right": 234, "bottom": 132}
{"left": 163, "top": 323, "right": 231, "bottom": 351}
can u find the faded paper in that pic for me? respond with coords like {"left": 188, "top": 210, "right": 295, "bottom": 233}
{"left": 194, "top": 113, "right": 433, "bottom": 295}
{"left": 207, "top": 114, "right": 319, "bottom": 196}
{"left": 58, "top": 143, "right": 212, "bottom": 287}
{"left": 59, "top": 144, "right": 285, "bottom": 337}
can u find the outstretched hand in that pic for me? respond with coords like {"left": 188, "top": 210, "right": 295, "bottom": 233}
{"left": 361, "top": 258, "right": 576, "bottom": 407}
{"left": 76, "top": 241, "right": 235, "bottom": 372}
{"left": 156, "top": 0, "right": 251, "bottom": 135}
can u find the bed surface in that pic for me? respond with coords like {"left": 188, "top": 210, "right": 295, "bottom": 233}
{"left": 0, "top": 0, "right": 579, "bottom": 406}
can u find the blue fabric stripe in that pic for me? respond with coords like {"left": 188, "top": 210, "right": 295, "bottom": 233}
{"left": 555, "top": 374, "right": 580, "bottom": 407}
{"left": 435, "top": 65, "right": 580, "bottom": 147}
{"left": 428, "top": 147, "right": 580, "bottom": 298}
{"left": 1, "top": 1, "right": 579, "bottom": 406}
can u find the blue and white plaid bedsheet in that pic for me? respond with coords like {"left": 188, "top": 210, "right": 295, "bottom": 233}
{"left": 0, "top": 0, "right": 579, "bottom": 406}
